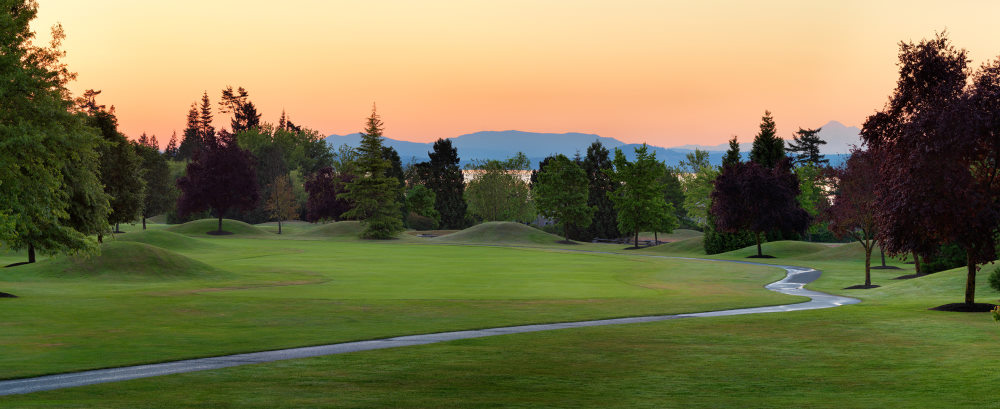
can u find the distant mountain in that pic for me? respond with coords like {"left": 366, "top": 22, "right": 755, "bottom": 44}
{"left": 669, "top": 120, "right": 861, "bottom": 155}
{"left": 325, "top": 123, "right": 856, "bottom": 169}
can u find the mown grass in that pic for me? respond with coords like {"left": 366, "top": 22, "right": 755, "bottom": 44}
{"left": 3, "top": 222, "right": 999, "bottom": 407}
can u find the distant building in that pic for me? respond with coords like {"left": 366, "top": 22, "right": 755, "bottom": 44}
{"left": 461, "top": 169, "right": 533, "bottom": 185}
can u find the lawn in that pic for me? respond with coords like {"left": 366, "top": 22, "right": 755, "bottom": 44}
{"left": 2, "top": 221, "right": 999, "bottom": 407}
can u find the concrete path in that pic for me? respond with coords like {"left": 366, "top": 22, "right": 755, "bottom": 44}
{"left": 0, "top": 256, "right": 859, "bottom": 396}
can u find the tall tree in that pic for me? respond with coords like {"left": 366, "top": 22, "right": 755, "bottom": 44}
{"left": 826, "top": 149, "right": 880, "bottom": 286}
{"left": 198, "top": 91, "right": 215, "bottom": 145}
{"left": 1, "top": 3, "right": 108, "bottom": 263}
{"left": 787, "top": 127, "right": 828, "bottom": 167}
{"left": 405, "top": 185, "right": 440, "bottom": 229}
{"left": 176, "top": 140, "right": 260, "bottom": 234}
{"left": 749, "top": 111, "right": 786, "bottom": 168}
{"left": 135, "top": 143, "right": 175, "bottom": 230}
{"left": 711, "top": 159, "right": 810, "bottom": 257}
{"left": 465, "top": 153, "right": 534, "bottom": 222}
{"left": 304, "top": 167, "right": 353, "bottom": 222}
{"left": 863, "top": 33, "right": 1000, "bottom": 307}
{"left": 608, "top": 145, "right": 676, "bottom": 249}
{"left": 659, "top": 165, "right": 687, "bottom": 230}
{"left": 176, "top": 104, "right": 201, "bottom": 161}
{"left": 265, "top": 175, "right": 298, "bottom": 234}
{"left": 534, "top": 154, "right": 594, "bottom": 241}
{"left": 164, "top": 131, "right": 179, "bottom": 160}
{"left": 580, "top": 141, "right": 619, "bottom": 240}
{"left": 679, "top": 149, "right": 718, "bottom": 229}
{"left": 423, "top": 138, "right": 467, "bottom": 228}
{"left": 722, "top": 136, "right": 741, "bottom": 168}
{"left": 219, "top": 86, "right": 261, "bottom": 135}
{"left": 340, "top": 105, "right": 404, "bottom": 239}
{"left": 82, "top": 97, "right": 146, "bottom": 235}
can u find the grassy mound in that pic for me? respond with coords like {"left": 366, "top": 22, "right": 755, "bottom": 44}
{"left": 12, "top": 241, "right": 221, "bottom": 280}
{"left": 432, "top": 222, "right": 567, "bottom": 245}
{"left": 719, "top": 240, "right": 831, "bottom": 259}
{"left": 295, "top": 221, "right": 364, "bottom": 237}
{"left": 644, "top": 236, "right": 706, "bottom": 255}
{"left": 638, "top": 229, "right": 703, "bottom": 242}
{"left": 165, "top": 218, "right": 270, "bottom": 236}
{"left": 116, "top": 229, "right": 216, "bottom": 251}
{"left": 808, "top": 241, "right": 871, "bottom": 262}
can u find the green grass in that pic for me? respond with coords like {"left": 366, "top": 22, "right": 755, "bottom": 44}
{"left": 432, "top": 221, "right": 569, "bottom": 245}
{"left": 4, "top": 222, "right": 1000, "bottom": 407}
{"left": 4, "top": 241, "right": 223, "bottom": 281}
{"left": 166, "top": 218, "right": 271, "bottom": 236}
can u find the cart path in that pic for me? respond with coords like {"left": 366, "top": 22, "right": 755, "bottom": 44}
{"left": 0, "top": 255, "right": 859, "bottom": 396}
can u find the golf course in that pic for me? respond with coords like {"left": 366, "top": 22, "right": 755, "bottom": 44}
{"left": 1, "top": 220, "right": 997, "bottom": 408}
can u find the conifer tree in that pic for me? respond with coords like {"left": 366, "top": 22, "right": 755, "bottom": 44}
{"left": 177, "top": 104, "right": 201, "bottom": 161}
{"left": 422, "top": 139, "right": 467, "bottom": 228}
{"left": 198, "top": 92, "right": 215, "bottom": 146}
{"left": 165, "top": 131, "right": 180, "bottom": 159}
{"left": 749, "top": 111, "right": 786, "bottom": 168}
{"left": 787, "top": 127, "right": 828, "bottom": 166}
{"left": 341, "top": 105, "right": 404, "bottom": 239}
{"left": 135, "top": 143, "right": 175, "bottom": 229}
{"left": 84, "top": 101, "right": 146, "bottom": 235}
{"left": 722, "top": 136, "right": 741, "bottom": 168}
{"left": 580, "top": 141, "right": 620, "bottom": 240}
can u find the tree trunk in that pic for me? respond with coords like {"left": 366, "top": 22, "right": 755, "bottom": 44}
{"left": 965, "top": 254, "right": 976, "bottom": 306}
{"left": 115, "top": 222, "right": 120, "bottom": 233}
{"left": 563, "top": 224, "right": 569, "bottom": 242}
{"left": 864, "top": 246, "right": 872, "bottom": 286}
{"left": 142, "top": 216, "right": 147, "bottom": 230}
{"left": 880, "top": 247, "right": 887, "bottom": 268}
{"left": 98, "top": 233, "right": 103, "bottom": 244}
{"left": 755, "top": 232, "right": 762, "bottom": 257}
{"left": 912, "top": 250, "right": 921, "bottom": 275}
{"left": 654, "top": 231, "right": 658, "bottom": 245}
{"left": 218, "top": 215, "right": 223, "bottom": 233}
{"left": 278, "top": 220, "right": 283, "bottom": 235}
{"left": 28, "top": 243, "right": 35, "bottom": 264}
{"left": 634, "top": 230, "right": 639, "bottom": 249}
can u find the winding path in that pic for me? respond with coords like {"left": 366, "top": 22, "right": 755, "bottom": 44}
{"left": 0, "top": 255, "right": 859, "bottom": 396}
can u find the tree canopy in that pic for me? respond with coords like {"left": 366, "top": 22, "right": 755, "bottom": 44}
{"left": 534, "top": 154, "right": 594, "bottom": 241}
{"left": 608, "top": 145, "right": 676, "bottom": 248}
{"left": 465, "top": 153, "right": 534, "bottom": 223}
{"left": 749, "top": 111, "right": 786, "bottom": 168}
{"left": 826, "top": 149, "right": 880, "bottom": 286}
{"left": 419, "top": 139, "right": 467, "bottom": 228}
{"left": 787, "top": 127, "right": 828, "bottom": 167}
{"left": 579, "top": 141, "right": 620, "bottom": 240}
{"left": 340, "top": 106, "right": 404, "bottom": 239}
{"left": 176, "top": 134, "right": 260, "bottom": 234}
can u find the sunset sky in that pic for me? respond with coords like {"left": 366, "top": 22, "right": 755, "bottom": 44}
{"left": 31, "top": 0, "right": 1000, "bottom": 148}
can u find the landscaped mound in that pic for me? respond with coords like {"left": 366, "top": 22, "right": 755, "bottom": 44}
{"left": 165, "top": 219, "right": 270, "bottom": 236}
{"left": 432, "top": 222, "right": 567, "bottom": 245}
{"left": 116, "top": 229, "right": 216, "bottom": 251}
{"left": 295, "top": 221, "right": 364, "bottom": 238}
{"left": 15, "top": 241, "right": 221, "bottom": 280}
{"left": 720, "top": 240, "right": 830, "bottom": 259}
{"left": 643, "top": 236, "right": 706, "bottom": 255}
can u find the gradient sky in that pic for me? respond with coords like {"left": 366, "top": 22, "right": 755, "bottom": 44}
{"left": 30, "top": 0, "right": 1000, "bottom": 148}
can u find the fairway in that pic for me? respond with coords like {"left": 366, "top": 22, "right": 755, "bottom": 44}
{"left": 0, "top": 221, "right": 795, "bottom": 381}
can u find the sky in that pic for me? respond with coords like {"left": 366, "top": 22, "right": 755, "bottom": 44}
{"left": 30, "top": 0, "right": 1000, "bottom": 148}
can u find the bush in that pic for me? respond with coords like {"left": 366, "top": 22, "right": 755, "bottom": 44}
{"left": 922, "top": 243, "right": 966, "bottom": 274}
{"left": 993, "top": 305, "right": 999, "bottom": 324}
{"left": 406, "top": 212, "right": 438, "bottom": 231}
{"left": 988, "top": 265, "right": 1000, "bottom": 293}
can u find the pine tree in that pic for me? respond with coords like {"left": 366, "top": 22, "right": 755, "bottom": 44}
{"left": 87, "top": 105, "right": 146, "bottom": 235}
{"left": 341, "top": 105, "right": 404, "bottom": 239}
{"left": 580, "top": 141, "right": 619, "bottom": 240}
{"left": 135, "top": 143, "right": 175, "bottom": 229}
{"left": 749, "top": 111, "right": 786, "bottom": 168}
{"left": 199, "top": 92, "right": 216, "bottom": 147}
{"left": 164, "top": 131, "right": 180, "bottom": 159}
{"left": 722, "top": 136, "right": 741, "bottom": 168}
{"left": 177, "top": 104, "right": 201, "bottom": 161}
{"left": 423, "top": 138, "right": 467, "bottom": 228}
{"left": 787, "top": 127, "right": 828, "bottom": 166}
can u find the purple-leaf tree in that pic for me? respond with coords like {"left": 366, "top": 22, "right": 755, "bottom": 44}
{"left": 825, "top": 148, "right": 881, "bottom": 286}
{"left": 304, "top": 167, "right": 354, "bottom": 222}
{"left": 176, "top": 134, "right": 260, "bottom": 234}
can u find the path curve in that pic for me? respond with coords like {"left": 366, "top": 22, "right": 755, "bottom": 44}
{"left": 0, "top": 255, "right": 859, "bottom": 396}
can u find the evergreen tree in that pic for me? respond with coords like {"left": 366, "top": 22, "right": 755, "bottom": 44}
{"left": 219, "top": 86, "right": 261, "bottom": 135}
{"left": 164, "top": 131, "right": 179, "bottom": 159}
{"left": 534, "top": 154, "right": 594, "bottom": 241}
{"left": 749, "top": 111, "right": 786, "bottom": 168}
{"left": 608, "top": 144, "right": 677, "bottom": 248}
{"left": 198, "top": 92, "right": 216, "bottom": 146}
{"left": 382, "top": 146, "right": 406, "bottom": 219}
{"left": 85, "top": 102, "right": 146, "bottom": 235}
{"left": 722, "top": 136, "right": 741, "bottom": 168}
{"left": 580, "top": 141, "right": 619, "bottom": 241}
{"left": 787, "top": 127, "right": 828, "bottom": 166}
{"left": 341, "top": 105, "right": 404, "bottom": 239}
{"left": 423, "top": 139, "right": 467, "bottom": 228}
{"left": 135, "top": 143, "right": 175, "bottom": 229}
{"left": 176, "top": 104, "right": 201, "bottom": 161}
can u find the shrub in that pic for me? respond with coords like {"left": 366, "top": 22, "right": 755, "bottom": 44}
{"left": 406, "top": 212, "right": 438, "bottom": 231}
{"left": 922, "top": 243, "right": 967, "bottom": 274}
{"left": 988, "top": 265, "right": 1000, "bottom": 293}
{"left": 992, "top": 305, "right": 999, "bottom": 324}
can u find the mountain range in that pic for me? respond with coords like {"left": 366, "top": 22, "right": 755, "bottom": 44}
{"left": 325, "top": 120, "right": 860, "bottom": 169}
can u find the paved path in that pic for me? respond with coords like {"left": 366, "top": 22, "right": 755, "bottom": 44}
{"left": 0, "top": 255, "right": 859, "bottom": 396}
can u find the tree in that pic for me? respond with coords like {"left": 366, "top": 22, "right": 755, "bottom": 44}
{"left": 219, "top": 86, "right": 261, "bottom": 135}
{"left": 420, "top": 139, "right": 467, "bottom": 228}
{"left": 534, "top": 154, "right": 594, "bottom": 241}
{"left": 164, "top": 131, "right": 179, "bottom": 159}
{"left": 304, "top": 167, "right": 353, "bottom": 222}
{"left": 862, "top": 33, "right": 1000, "bottom": 307}
{"left": 722, "top": 136, "right": 741, "bottom": 168}
{"left": 83, "top": 99, "right": 145, "bottom": 234}
{"left": 679, "top": 149, "right": 718, "bottom": 229}
{"left": 608, "top": 145, "right": 676, "bottom": 249}
{"left": 405, "top": 185, "right": 440, "bottom": 229}
{"left": 340, "top": 105, "right": 404, "bottom": 239}
{"left": 826, "top": 149, "right": 880, "bottom": 286}
{"left": 176, "top": 104, "right": 202, "bottom": 161}
{"left": 787, "top": 127, "right": 828, "bottom": 167}
{"left": 176, "top": 141, "right": 260, "bottom": 234}
{"left": 749, "top": 111, "right": 786, "bottom": 168}
{"left": 579, "top": 141, "right": 620, "bottom": 240}
{"left": 465, "top": 153, "right": 534, "bottom": 222}
{"left": 265, "top": 175, "right": 298, "bottom": 234}
{"left": 658, "top": 165, "right": 686, "bottom": 232}
{"left": 795, "top": 163, "right": 830, "bottom": 241}
{"left": 1, "top": 2, "right": 109, "bottom": 263}
{"left": 135, "top": 143, "right": 175, "bottom": 230}
{"left": 711, "top": 159, "right": 810, "bottom": 257}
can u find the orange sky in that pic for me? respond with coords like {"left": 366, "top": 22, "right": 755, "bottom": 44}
{"left": 31, "top": 0, "right": 1000, "bottom": 148}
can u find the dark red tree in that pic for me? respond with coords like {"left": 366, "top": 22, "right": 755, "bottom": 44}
{"left": 176, "top": 141, "right": 260, "bottom": 234}
{"left": 304, "top": 167, "right": 354, "bottom": 222}
{"left": 825, "top": 149, "right": 881, "bottom": 286}
{"left": 710, "top": 159, "right": 810, "bottom": 258}
{"left": 862, "top": 33, "right": 1000, "bottom": 307}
